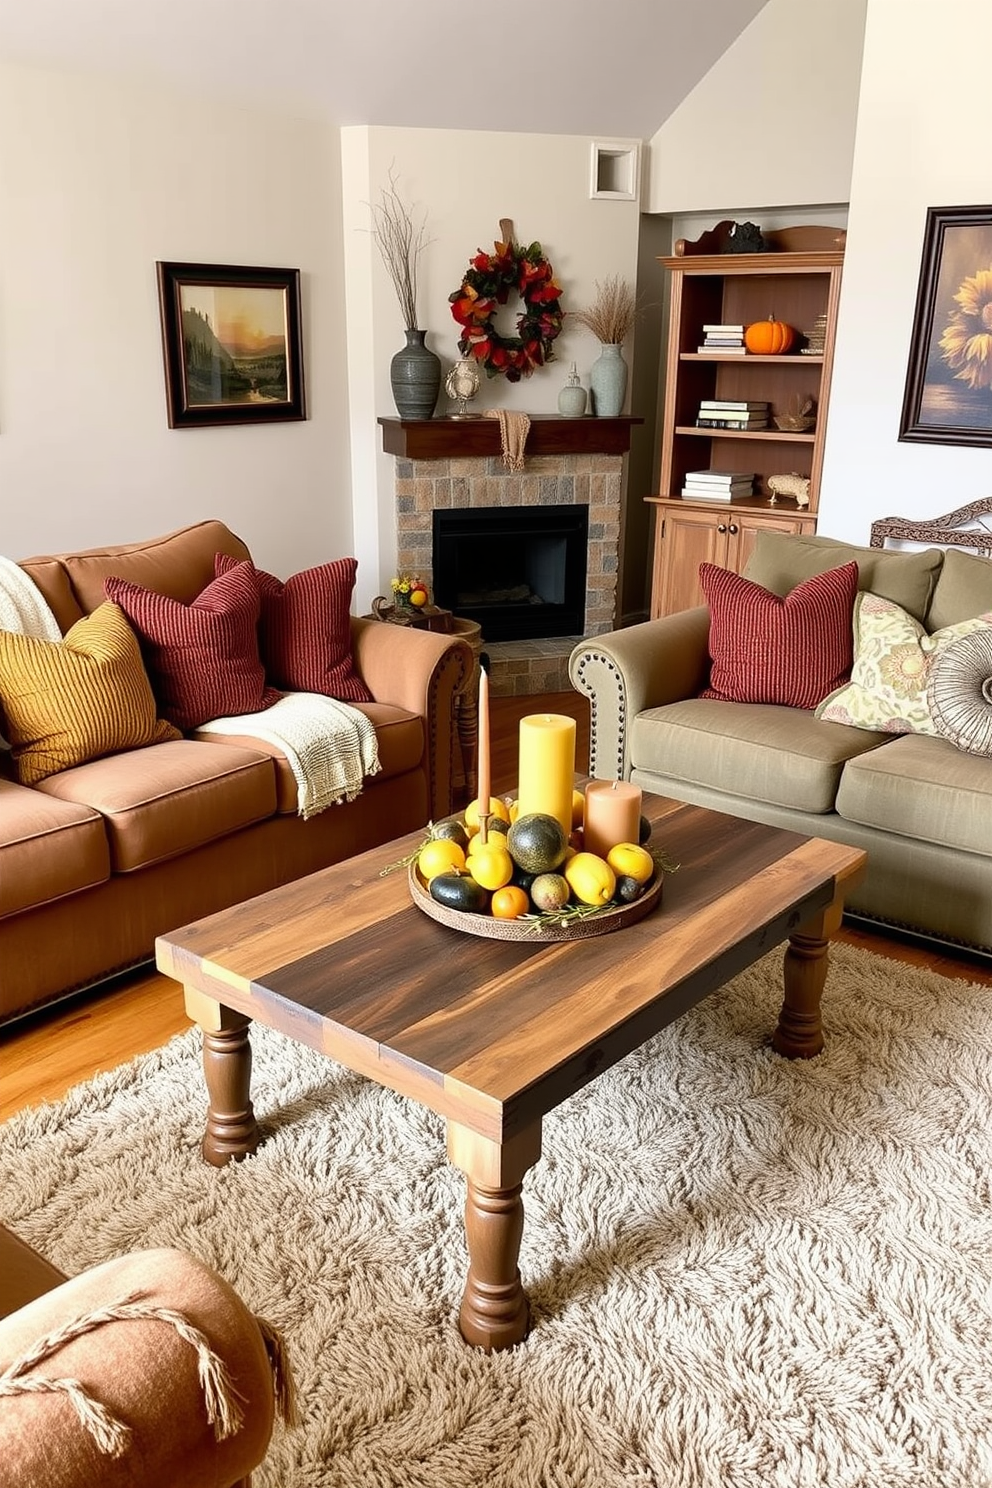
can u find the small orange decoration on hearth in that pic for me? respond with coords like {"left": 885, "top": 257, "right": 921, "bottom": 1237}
{"left": 744, "top": 317, "right": 797, "bottom": 355}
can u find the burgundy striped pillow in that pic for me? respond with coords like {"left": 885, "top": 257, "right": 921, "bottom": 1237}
{"left": 215, "top": 553, "right": 372, "bottom": 703}
{"left": 105, "top": 561, "right": 280, "bottom": 730}
{"left": 699, "top": 560, "right": 858, "bottom": 709}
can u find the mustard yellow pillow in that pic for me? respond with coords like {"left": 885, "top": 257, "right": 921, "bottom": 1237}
{"left": 0, "top": 602, "right": 180, "bottom": 785}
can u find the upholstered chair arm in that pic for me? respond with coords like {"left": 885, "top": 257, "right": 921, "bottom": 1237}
{"left": 351, "top": 619, "right": 473, "bottom": 821}
{"left": 569, "top": 607, "right": 711, "bottom": 780}
{"left": 0, "top": 1245, "right": 290, "bottom": 1488}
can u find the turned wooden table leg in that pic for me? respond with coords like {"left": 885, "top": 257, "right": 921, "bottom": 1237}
{"left": 184, "top": 987, "right": 259, "bottom": 1166}
{"left": 447, "top": 1121, "right": 542, "bottom": 1351}
{"left": 774, "top": 886, "right": 847, "bottom": 1059}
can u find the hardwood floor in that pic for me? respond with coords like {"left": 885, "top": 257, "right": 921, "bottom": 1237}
{"left": 2, "top": 690, "right": 989, "bottom": 1122}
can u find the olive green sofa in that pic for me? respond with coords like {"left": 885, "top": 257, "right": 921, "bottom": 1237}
{"left": 569, "top": 530, "right": 992, "bottom": 953}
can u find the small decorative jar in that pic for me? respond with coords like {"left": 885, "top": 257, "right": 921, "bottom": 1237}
{"left": 557, "top": 363, "right": 587, "bottom": 418}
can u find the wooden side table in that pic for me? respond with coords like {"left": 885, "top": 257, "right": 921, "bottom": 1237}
{"left": 365, "top": 604, "right": 483, "bottom": 803}
{"left": 448, "top": 618, "right": 483, "bottom": 801}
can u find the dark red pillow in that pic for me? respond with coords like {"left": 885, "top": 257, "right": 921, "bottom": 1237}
{"left": 215, "top": 553, "right": 372, "bottom": 703}
{"left": 699, "top": 560, "right": 858, "bottom": 709}
{"left": 105, "top": 561, "right": 280, "bottom": 730}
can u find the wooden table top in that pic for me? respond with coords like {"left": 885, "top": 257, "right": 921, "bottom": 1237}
{"left": 156, "top": 796, "right": 866, "bottom": 1145}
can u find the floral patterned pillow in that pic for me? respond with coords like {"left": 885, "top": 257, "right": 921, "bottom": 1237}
{"left": 815, "top": 592, "right": 992, "bottom": 735}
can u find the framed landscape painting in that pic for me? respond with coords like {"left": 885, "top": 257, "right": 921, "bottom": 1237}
{"left": 899, "top": 206, "right": 992, "bottom": 446}
{"left": 156, "top": 262, "right": 306, "bottom": 428}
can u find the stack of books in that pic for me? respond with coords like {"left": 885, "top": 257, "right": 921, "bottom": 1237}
{"left": 697, "top": 323, "right": 745, "bottom": 354}
{"left": 695, "top": 399, "right": 770, "bottom": 430}
{"left": 681, "top": 470, "right": 755, "bottom": 501}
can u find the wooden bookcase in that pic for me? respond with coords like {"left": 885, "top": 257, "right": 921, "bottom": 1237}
{"left": 648, "top": 223, "right": 845, "bottom": 617}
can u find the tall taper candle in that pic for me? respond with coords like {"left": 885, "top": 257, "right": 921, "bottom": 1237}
{"left": 517, "top": 714, "right": 576, "bottom": 837}
{"left": 476, "top": 660, "right": 491, "bottom": 821}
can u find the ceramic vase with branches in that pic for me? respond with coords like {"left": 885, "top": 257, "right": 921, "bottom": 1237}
{"left": 371, "top": 173, "right": 441, "bottom": 420}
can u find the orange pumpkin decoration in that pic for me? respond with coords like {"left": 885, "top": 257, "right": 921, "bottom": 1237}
{"left": 744, "top": 317, "right": 796, "bottom": 355}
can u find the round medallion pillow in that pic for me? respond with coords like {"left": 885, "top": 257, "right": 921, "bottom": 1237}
{"left": 927, "top": 628, "right": 992, "bottom": 756}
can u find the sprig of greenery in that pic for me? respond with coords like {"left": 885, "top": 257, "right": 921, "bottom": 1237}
{"left": 520, "top": 900, "right": 617, "bottom": 933}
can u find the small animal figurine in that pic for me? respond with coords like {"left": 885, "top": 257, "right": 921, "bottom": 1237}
{"left": 767, "top": 473, "right": 811, "bottom": 509}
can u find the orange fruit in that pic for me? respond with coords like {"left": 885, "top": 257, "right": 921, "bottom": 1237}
{"left": 491, "top": 885, "right": 530, "bottom": 920}
{"left": 417, "top": 838, "right": 466, "bottom": 881}
{"left": 410, "top": 588, "right": 428, "bottom": 607}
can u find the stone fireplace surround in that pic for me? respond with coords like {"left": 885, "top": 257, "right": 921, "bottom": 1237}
{"left": 379, "top": 416, "right": 640, "bottom": 696}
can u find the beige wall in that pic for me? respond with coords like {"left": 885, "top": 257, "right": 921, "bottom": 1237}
{"left": 0, "top": 62, "right": 350, "bottom": 576}
{"left": 819, "top": 0, "right": 992, "bottom": 541}
{"left": 646, "top": 0, "right": 867, "bottom": 215}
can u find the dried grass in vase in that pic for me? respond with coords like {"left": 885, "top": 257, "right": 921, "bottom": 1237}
{"left": 571, "top": 275, "right": 638, "bottom": 346}
{"left": 368, "top": 169, "right": 430, "bottom": 331}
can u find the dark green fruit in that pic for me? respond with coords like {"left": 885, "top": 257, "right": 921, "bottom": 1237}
{"left": 486, "top": 816, "right": 510, "bottom": 838}
{"left": 506, "top": 813, "right": 568, "bottom": 875}
{"left": 638, "top": 814, "right": 652, "bottom": 846}
{"left": 512, "top": 866, "right": 536, "bottom": 893}
{"left": 431, "top": 818, "right": 470, "bottom": 851}
{"left": 429, "top": 870, "right": 489, "bottom": 914}
{"left": 614, "top": 874, "right": 646, "bottom": 904}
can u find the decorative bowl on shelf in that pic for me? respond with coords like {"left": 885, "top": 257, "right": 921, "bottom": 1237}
{"left": 772, "top": 414, "right": 816, "bottom": 433}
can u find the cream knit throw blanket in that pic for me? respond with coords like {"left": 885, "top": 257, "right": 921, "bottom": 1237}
{"left": 198, "top": 693, "right": 381, "bottom": 820}
{"left": 0, "top": 557, "right": 62, "bottom": 642}
{"left": 483, "top": 408, "right": 530, "bottom": 470}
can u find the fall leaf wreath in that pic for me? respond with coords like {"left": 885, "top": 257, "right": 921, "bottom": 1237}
{"left": 449, "top": 239, "right": 564, "bottom": 381}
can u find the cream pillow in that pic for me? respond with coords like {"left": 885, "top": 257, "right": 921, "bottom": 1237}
{"left": 815, "top": 592, "right": 992, "bottom": 736}
{"left": 0, "top": 601, "right": 180, "bottom": 785}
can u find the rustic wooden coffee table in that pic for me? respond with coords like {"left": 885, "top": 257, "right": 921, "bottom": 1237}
{"left": 156, "top": 795, "right": 865, "bottom": 1352}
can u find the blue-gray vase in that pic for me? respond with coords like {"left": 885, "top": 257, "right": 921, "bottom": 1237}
{"left": 390, "top": 328, "right": 442, "bottom": 420}
{"left": 589, "top": 342, "right": 628, "bottom": 417}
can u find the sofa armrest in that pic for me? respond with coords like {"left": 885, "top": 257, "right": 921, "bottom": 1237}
{"left": 351, "top": 619, "right": 473, "bottom": 821}
{"left": 0, "top": 1245, "right": 283, "bottom": 1488}
{"left": 569, "top": 607, "right": 711, "bottom": 780}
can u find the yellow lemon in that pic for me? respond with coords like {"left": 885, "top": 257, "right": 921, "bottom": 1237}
{"left": 606, "top": 842, "right": 655, "bottom": 885}
{"left": 418, "top": 838, "right": 466, "bottom": 881}
{"left": 564, "top": 851, "right": 616, "bottom": 906}
{"left": 571, "top": 788, "right": 586, "bottom": 829}
{"left": 467, "top": 819, "right": 509, "bottom": 855}
{"left": 464, "top": 796, "right": 512, "bottom": 831}
{"left": 467, "top": 843, "right": 515, "bottom": 891}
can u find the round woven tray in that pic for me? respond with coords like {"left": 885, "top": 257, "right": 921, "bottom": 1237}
{"left": 408, "top": 862, "right": 664, "bottom": 942}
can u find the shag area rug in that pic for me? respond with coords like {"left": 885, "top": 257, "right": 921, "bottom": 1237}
{"left": 2, "top": 944, "right": 991, "bottom": 1487}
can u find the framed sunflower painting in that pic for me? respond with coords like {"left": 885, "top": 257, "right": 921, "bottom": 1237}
{"left": 899, "top": 206, "right": 992, "bottom": 446}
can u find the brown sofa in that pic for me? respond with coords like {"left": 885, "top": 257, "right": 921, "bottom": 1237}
{"left": 1, "top": 520, "right": 472, "bottom": 1024}
{"left": 0, "top": 1223, "right": 289, "bottom": 1487}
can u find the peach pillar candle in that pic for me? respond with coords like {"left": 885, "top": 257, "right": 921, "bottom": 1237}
{"left": 583, "top": 779, "right": 642, "bottom": 860}
{"left": 517, "top": 714, "right": 576, "bottom": 837}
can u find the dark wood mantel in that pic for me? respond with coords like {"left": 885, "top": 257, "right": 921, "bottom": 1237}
{"left": 378, "top": 415, "right": 643, "bottom": 460}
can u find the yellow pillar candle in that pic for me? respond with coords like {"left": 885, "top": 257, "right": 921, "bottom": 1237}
{"left": 517, "top": 714, "right": 576, "bottom": 837}
{"left": 583, "top": 779, "right": 642, "bottom": 860}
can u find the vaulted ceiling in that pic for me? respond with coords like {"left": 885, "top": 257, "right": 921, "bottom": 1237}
{"left": 0, "top": 0, "right": 770, "bottom": 140}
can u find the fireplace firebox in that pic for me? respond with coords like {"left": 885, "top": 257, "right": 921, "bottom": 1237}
{"left": 432, "top": 505, "right": 588, "bottom": 642}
